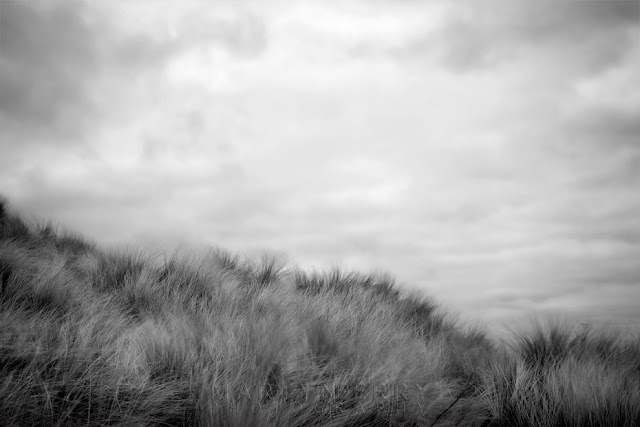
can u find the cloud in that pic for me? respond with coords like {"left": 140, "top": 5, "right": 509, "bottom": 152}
{"left": 382, "top": 0, "right": 639, "bottom": 74}
{"left": 0, "top": 0, "right": 99, "bottom": 139}
{"left": 2, "top": 0, "right": 639, "bottom": 334}
{"left": 0, "top": 1, "right": 269, "bottom": 144}
{"left": 107, "top": 4, "right": 268, "bottom": 64}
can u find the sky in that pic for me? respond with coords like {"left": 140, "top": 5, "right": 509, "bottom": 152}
{"left": 1, "top": 0, "right": 639, "bottom": 337}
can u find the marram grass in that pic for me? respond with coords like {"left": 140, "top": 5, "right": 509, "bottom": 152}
{"left": 0, "top": 200, "right": 639, "bottom": 426}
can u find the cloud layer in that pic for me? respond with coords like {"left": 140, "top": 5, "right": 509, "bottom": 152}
{"left": 1, "top": 0, "right": 639, "bottom": 335}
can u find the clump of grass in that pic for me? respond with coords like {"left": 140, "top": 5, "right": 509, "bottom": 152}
{"left": 92, "top": 248, "right": 148, "bottom": 292}
{"left": 294, "top": 269, "right": 401, "bottom": 303}
{"left": 479, "top": 320, "right": 640, "bottom": 427}
{"left": 305, "top": 316, "right": 341, "bottom": 367}
{"left": 513, "top": 318, "right": 576, "bottom": 371}
{"left": 0, "top": 201, "right": 32, "bottom": 243}
{"left": 242, "top": 253, "right": 287, "bottom": 295}
{"left": 1, "top": 197, "right": 639, "bottom": 426}
{"left": 209, "top": 247, "right": 242, "bottom": 272}
{"left": 395, "top": 291, "right": 452, "bottom": 341}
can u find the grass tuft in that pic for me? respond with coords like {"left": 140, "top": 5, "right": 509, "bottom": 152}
{"left": 0, "top": 199, "right": 638, "bottom": 426}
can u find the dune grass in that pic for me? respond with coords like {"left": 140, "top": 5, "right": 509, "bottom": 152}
{"left": 0, "top": 200, "right": 639, "bottom": 426}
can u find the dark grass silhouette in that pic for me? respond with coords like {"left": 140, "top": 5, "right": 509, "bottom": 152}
{"left": 0, "top": 198, "right": 639, "bottom": 426}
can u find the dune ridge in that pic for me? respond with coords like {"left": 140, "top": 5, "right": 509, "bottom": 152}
{"left": 0, "top": 198, "right": 638, "bottom": 426}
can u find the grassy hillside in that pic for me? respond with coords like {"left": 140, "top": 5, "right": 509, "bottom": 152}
{"left": 1, "top": 198, "right": 639, "bottom": 427}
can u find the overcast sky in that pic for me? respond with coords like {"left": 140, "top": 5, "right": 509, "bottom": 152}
{"left": 1, "top": 0, "right": 639, "bottom": 336}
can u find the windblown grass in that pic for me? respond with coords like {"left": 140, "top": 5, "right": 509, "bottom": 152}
{"left": 1, "top": 199, "right": 638, "bottom": 426}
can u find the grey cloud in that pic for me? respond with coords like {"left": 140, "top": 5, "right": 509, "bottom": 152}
{"left": 495, "top": 0, "right": 638, "bottom": 43}
{"left": 394, "top": 0, "right": 639, "bottom": 72}
{"left": 573, "top": 152, "right": 640, "bottom": 192}
{"left": 517, "top": 192, "right": 639, "bottom": 257}
{"left": 0, "top": 1, "right": 269, "bottom": 149}
{"left": 8, "top": 170, "right": 165, "bottom": 221}
{"left": 0, "top": 0, "right": 98, "bottom": 136}
{"left": 491, "top": 285, "right": 582, "bottom": 307}
{"left": 459, "top": 248, "right": 640, "bottom": 330}
{"left": 569, "top": 106, "right": 640, "bottom": 148}
{"left": 110, "top": 34, "right": 178, "bottom": 67}
{"left": 195, "top": 11, "right": 267, "bottom": 58}
{"left": 110, "top": 10, "right": 267, "bottom": 66}
{"left": 6, "top": 165, "right": 248, "bottom": 247}
{"left": 543, "top": 251, "right": 640, "bottom": 289}
{"left": 565, "top": 217, "right": 640, "bottom": 247}
{"left": 192, "top": 188, "right": 424, "bottom": 271}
